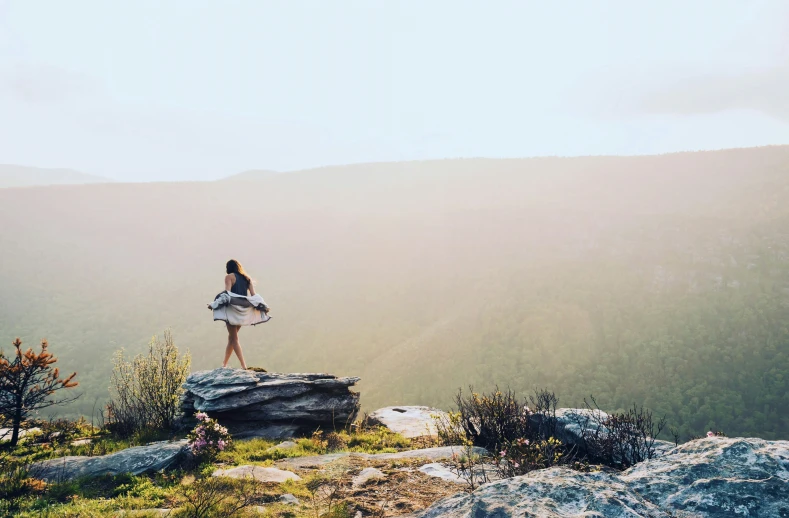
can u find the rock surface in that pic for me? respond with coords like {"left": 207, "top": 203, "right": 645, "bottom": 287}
{"left": 30, "top": 440, "right": 187, "bottom": 482}
{"left": 352, "top": 467, "right": 386, "bottom": 487}
{"left": 368, "top": 406, "right": 447, "bottom": 438}
{"left": 181, "top": 368, "right": 360, "bottom": 438}
{"left": 417, "top": 463, "right": 466, "bottom": 484}
{"left": 277, "top": 445, "right": 488, "bottom": 469}
{"left": 413, "top": 437, "right": 789, "bottom": 517}
{"left": 0, "top": 427, "right": 41, "bottom": 442}
{"left": 212, "top": 465, "right": 301, "bottom": 483}
{"left": 279, "top": 493, "right": 300, "bottom": 505}
{"left": 417, "top": 462, "right": 501, "bottom": 485}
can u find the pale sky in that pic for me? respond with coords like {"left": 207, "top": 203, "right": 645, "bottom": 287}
{"left": 1, "top": 0, "right": 788, "bottom": 181}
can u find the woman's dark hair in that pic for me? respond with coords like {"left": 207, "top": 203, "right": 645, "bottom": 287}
{"left": 226, "top": 259, "right": 252, "bottom": 284}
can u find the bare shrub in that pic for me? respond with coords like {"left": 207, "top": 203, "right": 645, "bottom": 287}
{"left": 452, "top": 386, "right": 528, "bottom": 452}
{"left": 36, "top": 417, "right": 84, "bottom": 445}
{"left": 435, "top": 386, "right": 581, "bottom": 482}
{"left": 305, "top": 467, "right": 349, "bottom": 518}
{"left": 575, "top": 396, "right": 667, "bottom": 469}
{"left": 107, "top": 329, "right": 191, "bottom": 437}
{"left": 325, "top": 431, "right": 349, "bottom": 452}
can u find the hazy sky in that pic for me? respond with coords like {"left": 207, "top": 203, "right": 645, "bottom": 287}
{"left": 1, "top": 1, "right": 788, "bottom": 181}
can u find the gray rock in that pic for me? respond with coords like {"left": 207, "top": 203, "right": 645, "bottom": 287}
{"left": 352, "top": 467, "right": 386, "bottom": 487}
{"left": 413, "top": 437, "right": 789, "bottom": 518}
{"left": 182, "top": 368, "right": 259, "bottom": 400}
{"left": 368, "top": 406, "right": 447, "bottom": 438}
{"left": 181, "top": 368, "right": 361, "bottom": 438}
{"left": 277, "top": 445, "right": 488, "bottom": 469}
{"left": 414, "top": 467, "right": 663, "bottom": 517}
{"left": 212, "top": 465, "right": 301, "bottom": 483}
{"left": 279, "top": 493, "right": 300, "bottom": 505}
{"left": 225, "top": 422, "right": 303, "bottom": 440}
{"left": 193, "top": 380, "right": 314, "bottom": 411}
{"left": 0, "top": 427, "right": 41, "bottom": 443}
{"left": 621, "top": 437, "right": 789, "bottom": 516}
{"left": 418, "top": 463, "right": 466, "bottom": 484}
{"left": 219, "top": 391, "right": 359, "bottom": 422}
{"left": 418, "top": 462, "right": 501, "bottom": 486}
{"left": 30, "top": 440, "right": 187, "bottom": 482}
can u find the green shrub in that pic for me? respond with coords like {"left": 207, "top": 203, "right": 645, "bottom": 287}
{"left": 107, "top": 329, "right": 191, "bottom": 437}
{"left": 173, "top": 477, "right": 261, "bottom": 518}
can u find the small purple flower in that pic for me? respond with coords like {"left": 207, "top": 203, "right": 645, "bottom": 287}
{"left": 707, "top": 431, "right": 715, "bottom": 438}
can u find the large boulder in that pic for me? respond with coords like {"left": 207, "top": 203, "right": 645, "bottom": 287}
{"left": 181, "top": 368, "right": 360, "bottom": 438}
{"left": 368, "top": 406, "right": 447, "bottom": 438}
{"left": 413, "top": 437, "right": 789, "bottom": 517}
{"left": 30, "top": 440, "right": 187, "bottom": 482}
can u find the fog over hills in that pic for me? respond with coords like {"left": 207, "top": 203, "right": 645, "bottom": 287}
{"left": 1, "top": 145, "right": 788, "bottom": 439}
{"left": 0, "top": 164, "right": 111, "bottom": 188}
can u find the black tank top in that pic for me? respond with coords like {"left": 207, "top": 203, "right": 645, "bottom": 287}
{"left": 231, "top": 274, "right": 249, "bottom": 295}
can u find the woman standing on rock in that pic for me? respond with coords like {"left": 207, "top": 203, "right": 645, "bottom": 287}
{"left": 207, "top": 259, "right": 271, "bottom": 369}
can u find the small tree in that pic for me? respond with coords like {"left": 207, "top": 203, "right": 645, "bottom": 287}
{"left": 0, "top": 339, "right": 78, "bottom": 447}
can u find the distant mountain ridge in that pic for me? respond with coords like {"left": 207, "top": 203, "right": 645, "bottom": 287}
{"left": 0, "top": 164, "right": 110, "bottom": 188}
{"left": 221, "top": 169, "right": 280, "bottom": 181}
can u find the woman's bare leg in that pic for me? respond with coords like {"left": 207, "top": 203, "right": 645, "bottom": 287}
{"left": 222, "top": 323, "right": 235, "bottom": 367}
{"left": 231, "top": 325, "right": 247, "bottom": 369}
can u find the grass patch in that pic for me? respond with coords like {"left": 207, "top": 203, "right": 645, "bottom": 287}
{"left": 217, "top": 428, "right": 412, "bottom": 466}
{"left": 8, "top": 471, "right": 183, "bottom": 517}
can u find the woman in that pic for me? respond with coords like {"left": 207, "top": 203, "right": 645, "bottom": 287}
{"left": 208, "top": 259, "right": 259, "bottom": 369}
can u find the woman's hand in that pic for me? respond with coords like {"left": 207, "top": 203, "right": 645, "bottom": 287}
{"left": 207, "top": 303, "right": 212, "bottom": 310}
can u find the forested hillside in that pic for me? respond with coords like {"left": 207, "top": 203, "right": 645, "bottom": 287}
{"left": 1, "top": 146, "right": 788, "bottom": 439}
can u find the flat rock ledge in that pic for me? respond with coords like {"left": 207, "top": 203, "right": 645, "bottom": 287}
{"left": 181, "top": 368, "right": 360, "bottom": 439}
{"left": 276, "top": 445, "right": 488, "bottom": 469}
{"left": 212, "top": 465, "right": 301, "bottom": 483}
{"left": 368, "top": 406, "right": 447, "bottom": 438}
{"left": 413, "top": 437, "right": 789, "bottom": 518}
{"left": 30, "top": 440, "right": 188, "bottom": 482}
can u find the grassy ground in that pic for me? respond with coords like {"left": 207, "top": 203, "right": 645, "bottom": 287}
{"left": 1, "top": 426, "right": 457, "bottom": 517}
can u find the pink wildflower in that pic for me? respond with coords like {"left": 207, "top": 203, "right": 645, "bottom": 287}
{"left": 500, "top": 450, "right": 507, "bottom": 457}
{"left": 707, "top": 431, "right": 715, "bottom": 438}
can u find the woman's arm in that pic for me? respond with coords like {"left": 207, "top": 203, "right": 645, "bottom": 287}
{"left": 225, "top": 274, "right": 234, "bottom": 291}
{"left": 249, "top": 280, "right": 256, "bottom": 296}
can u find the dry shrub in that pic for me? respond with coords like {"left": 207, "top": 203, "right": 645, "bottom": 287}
{"left": 575, "top": 396, "right": 667, "bottom": 469}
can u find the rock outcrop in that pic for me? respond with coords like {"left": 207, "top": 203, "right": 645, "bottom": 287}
{"left": 368, "top": 406, "right": 447, "bottom": 438}
{"left": 181, "top": 368, "right": 360, "bottom": 438}
{"left": 413, "top": 437, "right": 789, "bottom": 517}
{"left": 30, "top": 440, "right": 188, "bottom": 482}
